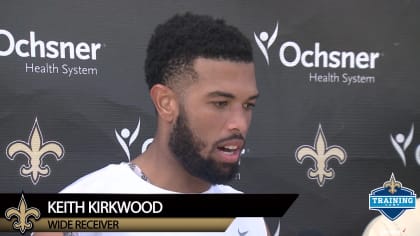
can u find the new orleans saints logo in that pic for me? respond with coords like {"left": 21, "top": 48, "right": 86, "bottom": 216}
{"left": 295, "top": 124, "right": 347, "bottom": 187}
{"left": 383, "top": 173, "right": 402, "bottom": 194}
{"left": 5, "top": 194, "right": 40, "bottom": 234}
{"left": 6, "top": 118, "right": 65, "bottom": 184}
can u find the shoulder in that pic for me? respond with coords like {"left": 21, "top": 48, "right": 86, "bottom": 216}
{"left": 362, "top": 198, "right": 420, "bottom": 236}
{"left": 60, "top": 163, "right": 140, "bottom": 193}
{"left": 206, "top": 186, "right": 267, "bottom": 235}
{"left": 208, "top": 184, "right": 242, "bottom": 193}
{"left": 225, "top": 217, "right": 268, "bottom": 236}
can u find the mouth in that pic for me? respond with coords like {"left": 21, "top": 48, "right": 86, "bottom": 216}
{"left": 215, "top": 139, "right": 244, "bottom": 163}
{"left": 218, "top": 145, "right": 241, "bottom": 155}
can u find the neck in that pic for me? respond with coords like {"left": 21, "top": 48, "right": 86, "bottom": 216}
{"left": 131, "top": 138, "right": 212, "bottom": 193}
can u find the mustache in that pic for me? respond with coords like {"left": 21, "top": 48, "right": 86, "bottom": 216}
{"left": 214, "top": 133, "right": 245, "bottom": 146}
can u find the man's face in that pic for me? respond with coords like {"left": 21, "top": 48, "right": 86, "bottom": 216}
{"left": 169, "top": 58, "right": 258, "bottom": 184}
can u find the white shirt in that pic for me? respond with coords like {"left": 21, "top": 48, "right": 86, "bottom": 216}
{"left": 362, "top": 198, "right": 420, "bottom": 236}
{"left": 59, "top": 162, "right": 268, "bottom": 236}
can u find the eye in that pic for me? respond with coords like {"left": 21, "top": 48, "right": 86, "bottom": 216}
{"left": 212, "top": 101, "right": 228, "bottom": 108}
{"left": 243, "top": 103, "right": 256, "bottom": 110}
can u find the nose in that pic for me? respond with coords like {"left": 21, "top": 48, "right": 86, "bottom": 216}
{"left": 226, "top": 105, "right": 251, "bottom": 135}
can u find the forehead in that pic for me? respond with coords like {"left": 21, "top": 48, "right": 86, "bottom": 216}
{"left": 187, "top": 58, "right": 257, "bottom": 96}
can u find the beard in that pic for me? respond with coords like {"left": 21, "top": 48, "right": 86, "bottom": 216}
{"left": 168, "top": 108, "right": 241, "bottom": 185}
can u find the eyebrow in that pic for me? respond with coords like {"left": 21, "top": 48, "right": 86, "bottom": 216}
{"left": 207, "top": 91, "right": 259, "bottom": 100}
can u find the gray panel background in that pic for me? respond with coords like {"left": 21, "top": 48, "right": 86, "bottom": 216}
{"left": 0, "top": 0, "right": 419, "bottom": 235}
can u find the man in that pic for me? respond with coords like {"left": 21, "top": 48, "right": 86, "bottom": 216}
{"left": 34, "top": 12, "right": 269, "bottom": 235}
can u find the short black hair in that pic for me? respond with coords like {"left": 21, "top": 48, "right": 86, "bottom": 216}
{"left": 145, "top": 12, "right": 253, "bottom": 90}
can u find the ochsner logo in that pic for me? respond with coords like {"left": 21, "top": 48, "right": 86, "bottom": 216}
{"left": 0, "top": 29, "right": 101, "bottom": 60}
{"left": 254, "top": 22, "right": 381, "bottom": 69}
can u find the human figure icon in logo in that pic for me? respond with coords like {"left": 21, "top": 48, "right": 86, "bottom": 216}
{"left": 390, "top": 124, "right": 414, "bottom": 166}
{"left": 115, "top": 117, "right": 141, "bottom": 161}
{"left": 253, "top": 22, "right": 278, "bottom": 65}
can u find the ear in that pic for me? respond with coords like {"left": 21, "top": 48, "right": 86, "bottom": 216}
{"left": 150, "top": 84, "right": 178, "bottom": 123}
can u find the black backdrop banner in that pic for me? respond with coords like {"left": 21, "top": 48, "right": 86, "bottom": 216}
{"left": 1, "top": 0, "right": 419, "bottom": 235}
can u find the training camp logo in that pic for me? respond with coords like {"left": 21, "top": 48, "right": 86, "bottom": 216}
{"left": 295, "top": 124, "right": 347, "bottom": 187}
{"left": 390, "top": 123, "right": 420, "bottom": 166}
{"left": 6, "top": 118, "right": 65, "bottom": 185}
{"left": 369, "top": 173, "right": 416, "bottom": 221}
{"left": 4, "top": 193, "right": 41, "bottom": 234}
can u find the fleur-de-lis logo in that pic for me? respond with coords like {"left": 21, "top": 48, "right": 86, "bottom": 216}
{"left": 6, "top": 118, "right": 65, "bottom": 185}
{"left": 5, "top": 194, "right": 41, "bottom": 234}
{"left": 295, "top": 124, "right": 347, "bottom": 187}
{"left": 383, "top": 173, "right": 402, "bottom": 194}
